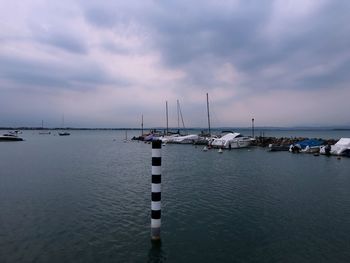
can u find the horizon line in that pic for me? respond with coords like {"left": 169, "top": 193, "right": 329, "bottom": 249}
{"left": 1, "top": 126, "right": 350, "bottom": 130}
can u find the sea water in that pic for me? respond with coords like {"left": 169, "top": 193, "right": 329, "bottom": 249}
{"left": 0, "top": 130, "right": 349, "bottom": 262}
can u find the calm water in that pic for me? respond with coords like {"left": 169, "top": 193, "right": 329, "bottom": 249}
{"left": 1, "top": 130, "right": 350, "bottom": 262}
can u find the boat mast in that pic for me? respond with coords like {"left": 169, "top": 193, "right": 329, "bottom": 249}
{"left": 179, "top": 101, "right": 185, "bottom": 129}
{"left": 166, "top": 101, "right": 169, "bottom": 135}
{"left": 206, "top": 93, "right": 211, "bottom": 136}
{"left": 177, "top": 99, "right": 180, "bottom": 133}
{"left": 141, "top": 114, "right": 144, "bottom": 136}
{"left": 62, "top": 114, "right": 65, "bottom": 129}
{"left": 42, "top": 120, "right": 44, "bottom": 129}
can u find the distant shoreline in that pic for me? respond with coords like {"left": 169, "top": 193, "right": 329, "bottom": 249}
{"left": 1, "top": 127, "right": 349, "bottom": 131}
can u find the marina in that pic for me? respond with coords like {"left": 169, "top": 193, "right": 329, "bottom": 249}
{"left": 1, "top": 0, "right": 350, "bottom": 262}
{"left": 0, "top": 129, "right": 349, "bottom": 262}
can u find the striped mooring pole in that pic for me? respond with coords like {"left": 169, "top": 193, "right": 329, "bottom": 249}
{"left": 151, "top": 140, "right": 162, "bottom": 240}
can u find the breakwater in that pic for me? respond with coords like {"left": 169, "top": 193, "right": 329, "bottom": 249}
{"left": 252, "top": 136, "right": 337, "bottom": 147}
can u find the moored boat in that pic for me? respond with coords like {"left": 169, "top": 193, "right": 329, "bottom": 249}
{"left": 268, "top": 144, "right": 290, "bottom": 152}
{"left": 169, "top": 134, "right": 200, "bottom": 144}
{"left": 320, "top": 138, "right": 350, "bottom": 156}
{"left": 0, "top": 132, "right": 24, "bottom": 141}
{"left": 58, "top": 132, "right": 70, "bottom": 136}
{"left": 39, "top": 131, "right": 51, "bottom": 135}
{"left": 59, "top": 115, "right": 70, "bottom": 136}
{"left": 289, "top": 139, "right": 325, "bottom": 153}
{"left": 39, "top": 120, "right": 51, "bottom": 134}
{"left": 159, "top": 134, "right": 180, "bottom": 143}
{"left": 210, "top": 132, "right": 253, "bottom": 149}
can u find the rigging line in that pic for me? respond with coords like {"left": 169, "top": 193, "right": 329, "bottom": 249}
{"left": 178, "top": 100, "right": 186, "bottom": 129}
{"left": 177, "top": 99, "right": 180, "bottom": 131}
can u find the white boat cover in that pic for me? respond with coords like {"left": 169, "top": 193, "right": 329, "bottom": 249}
{"left": 171, "top": 134, "right": 199, "bottom": 143}
{"left": 159, "top": 134, "right": 180, "bottom": 143}
{"left": 331, "top": 138, "right": 350, "bottom": 155}
{"left": 211, "top": 133, "right": 241, "bottom": 148}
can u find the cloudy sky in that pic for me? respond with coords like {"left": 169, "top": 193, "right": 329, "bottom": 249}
{"left": 1, "top": 0, "right": 349, "bottom": 128}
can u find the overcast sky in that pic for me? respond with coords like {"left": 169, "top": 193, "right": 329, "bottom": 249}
{"left": 1, "top": 0, "right": 349, "bottom": 128}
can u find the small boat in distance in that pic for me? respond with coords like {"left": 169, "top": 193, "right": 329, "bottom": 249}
{"left": 59, "top": 114, "right": 70, "bottom": 136}
{"left": 0, "top": 131, "right": 24, "bottom": 141}
{"left": 39, "top": 120, "right": 51, "bottom": 135}
{"left": 39, "top": 131, "right": 51, "bottom": 135}
{"left": 58, "top": 132, "right": 70, "bottom": 136}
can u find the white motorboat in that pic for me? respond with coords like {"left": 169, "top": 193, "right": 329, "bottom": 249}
{"left": 320, "top": 138, "right": 350, "bottom": 156}
{"left": 210, "top": 132, "right": 253, "bottom": 149}
{"left": 0, "top": 131, "right": 23, "bottom": 141}
{"left": 58, "top": 131, "right": 70, "bottom": 136}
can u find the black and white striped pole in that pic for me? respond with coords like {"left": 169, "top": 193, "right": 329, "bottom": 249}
{"left": 151, "top": 140, "right": 162, "bottom": 240}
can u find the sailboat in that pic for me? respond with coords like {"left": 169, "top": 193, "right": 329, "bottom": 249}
{"left": 177, "top": 99, "right": 186, "bottom": 134}
{"left": 59, "top": 115, "right": 70, "bottom": 136}
{"left": 160, "top": 100, "right": 190, "bottom": 143}
{"left": 165, "top": 100, "right": 202, "bottom": 144}
{"left": 39, "top": 120, "right": 51, "bottom": 135}
{"left": 207, "top": 92, "right": 211, "bottom": 137}
{"left": 192, "top": 93, "right": 216, "bottom": 145}
{"left": 131, "top": 114, "right": 147, "bottom": 141}
{"left": 160, "top": 101, "right": 175, "bottom": 143}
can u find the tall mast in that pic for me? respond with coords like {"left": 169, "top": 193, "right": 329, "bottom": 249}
{"left": 177, "top": 100, "right": 180, "bottom": 132}
{"left": 42, "top": 120, "right": 44, "bottom": 129}
{"left": 206, "top": 93, "right": 211, "bottom": 135}
{"left": 141, "top": 114, "right": 144, "bottom": 135}
{"left": 166, "top": 101, "right": 169, "bottom": 135}
{"left": 178, "top": 100, "right": 185, "bottom": 129}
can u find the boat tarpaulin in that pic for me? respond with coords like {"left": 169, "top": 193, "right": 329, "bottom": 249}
{"left": 296, "top": 139, "right": 324, "bottom": 149}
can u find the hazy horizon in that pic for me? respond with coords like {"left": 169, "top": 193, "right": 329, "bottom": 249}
{"left": 1, "top": 124, "right": 350, "bottom": 130}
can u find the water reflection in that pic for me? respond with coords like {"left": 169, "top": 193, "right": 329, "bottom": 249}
{"left": 148, "top": 240, "right": 166, "bottom": 263}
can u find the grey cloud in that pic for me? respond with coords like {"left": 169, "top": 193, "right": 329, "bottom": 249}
{"left": 46, "top": 33, "right": 87, "bottom": 54}
{"left": 147, "top": 1, "right": 272, "bottom": 67}
{"left": 298, "top": 58, "right": 350, "bottom": 89}
{"left": 77, "top": 0, "right": 350, "bottom": 97}
{"left": 28, "top": 21, "right": 88, "bottom": 54}
{"left": 1, "top": 0, "right": 350, "bottom": 127}
{"left": 101, "top": 42, "right": 130, "bottom": 54}
{"left": 0, "top": 55, "right": 69, "bottom": 88}
{"left": 0, "top": 55, "right": 128, "bottom": 91}
{"left": 81, "top": 1, "right": 147, "bottom": 28}
{"left": 140, "top": 0, "right": 350, "bottom": 95}
{"left": 84, "top": 8, "right": 120, "bottom": 28}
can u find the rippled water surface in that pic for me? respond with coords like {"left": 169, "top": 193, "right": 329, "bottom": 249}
{"left": 1, "top": 130, "right": 350, "bottom": 262}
